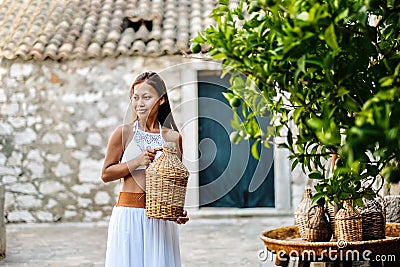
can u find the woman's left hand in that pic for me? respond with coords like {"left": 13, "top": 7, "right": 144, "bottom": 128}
{"left": 176, "top": 210, "right": 189, "bottom": 225}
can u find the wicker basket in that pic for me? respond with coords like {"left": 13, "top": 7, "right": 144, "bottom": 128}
{"left": 359, "top": 198, "right": 386, "bottom": 240}
{"left": 325, "top": 202, "right": 338, "bottom": 241}
{"left": 305, "top": 205, "right": 332, "bottom": 242}
{"left": 335, "top": 200, "right": 363, "bottom": 242}
{"left": 145, "top": 142, "right": 189, "bottom": 221}
{"left": 260, "top": 223, "right": 400, "bottom": 261}
{"left": 294, "top": 187, "right": 313, "bottom": 239}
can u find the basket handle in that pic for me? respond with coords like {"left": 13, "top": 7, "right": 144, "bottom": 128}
{"left": 307, "top": 204, "right": 331, "bottom": 222}
{"left": 307, "top": 205, "right": 319, "bottom": 221}
{"left": 375, "top": 194, "right": 387, "bottom": 218}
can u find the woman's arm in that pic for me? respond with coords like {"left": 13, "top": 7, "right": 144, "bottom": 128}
{"left": 101, "top": 125, "right": 132, "bottom": 183}
{"left": 163, "top": 128, "right": 183, "bottom": 160}
{"left": 101, "top": 125, "right": 160, "bottom": 183}
{"left": 101, "top": 125, "right": 140, "bottom": 183}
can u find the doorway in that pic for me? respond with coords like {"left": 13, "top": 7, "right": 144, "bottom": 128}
{"left": 197, "top": 71, "right": 275, "bottom": 208}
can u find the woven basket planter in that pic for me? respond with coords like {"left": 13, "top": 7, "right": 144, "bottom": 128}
{"left": 359, "top": 198, "right": 386, "bottom": 240}
{"left": 145, "top": 142, "right": 189, "bottom": 221}
{"left": 325, "top": 202, "right": 338, "bottom": 241}
{"left": 294, "top": 187, "right": 313, "bottom": 239}
{"left": 335, "top": 200, "right": 363, "bottom": 242}
{"left": 305, "top": 204, "right": 332, "bottom": 242}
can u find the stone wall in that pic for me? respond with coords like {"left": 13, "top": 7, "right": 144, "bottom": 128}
{"left": 0, "top": 56, "right": 185, "bottom": 222}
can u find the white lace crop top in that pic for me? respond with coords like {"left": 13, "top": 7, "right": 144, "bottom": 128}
{"left": 120, "top": 121, "right": 164, "bottom": 170}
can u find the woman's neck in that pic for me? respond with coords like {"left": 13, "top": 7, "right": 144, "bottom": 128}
{"left": 137, "top": 117, "right": 159, "bottom": 132}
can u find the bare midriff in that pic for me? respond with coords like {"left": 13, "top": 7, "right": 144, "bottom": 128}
{"left": 121, "top": 170, "right": 146, "bottom": 193}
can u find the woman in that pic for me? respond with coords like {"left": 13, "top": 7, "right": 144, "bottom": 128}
{"left": 101, "top": 71, "right": 188, "bottom": 267}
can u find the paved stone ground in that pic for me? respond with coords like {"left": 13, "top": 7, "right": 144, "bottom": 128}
{"left": 1, "top": 215, "right": 295, "bottom": 267}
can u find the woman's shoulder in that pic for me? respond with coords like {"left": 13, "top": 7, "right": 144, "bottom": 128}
{"left": 110, "top": 123, "right": 134, "bottom": 140}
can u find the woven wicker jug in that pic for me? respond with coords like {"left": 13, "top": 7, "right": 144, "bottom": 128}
{"left": 306, "top": 204, "right": 332, "bottom": 242}
{"left": 294, "top": 187, "right": 313, "bottom": 239}
{"left": 145, "top": 142, "right": 189, "bottom": 221}
{"left": 335, "top": 200, "right": 363, "bottom": 242}
{"left": 325, "top": 202, "right": 339, "bottom": 241}
{"left": 359, "top": 198, "right": 386, "bottom": 240}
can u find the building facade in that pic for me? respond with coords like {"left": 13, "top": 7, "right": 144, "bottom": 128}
{"left": 0, "top": 0, "right": 305, "bottom": 222}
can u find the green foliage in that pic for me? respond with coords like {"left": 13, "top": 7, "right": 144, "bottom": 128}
{"left": 194, "top": 0, "right": 400, "bottom": 207}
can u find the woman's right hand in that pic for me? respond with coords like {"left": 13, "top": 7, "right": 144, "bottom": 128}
{"left": 138, "top": 148, "right": 162, "bottom": 167}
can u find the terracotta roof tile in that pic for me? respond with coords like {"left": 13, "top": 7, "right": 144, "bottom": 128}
{"left": 131, "top": 40, "right": 146, "bottom": 55}
{"left": 146, "top": 40, "right": 161, "bottom": 56}
{"left": 0, "top": 0, "right": 216, "bottom": 61}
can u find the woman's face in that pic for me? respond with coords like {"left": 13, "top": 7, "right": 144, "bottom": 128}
{"left": 131, "top": 82, "right": 164, "bottom": 120}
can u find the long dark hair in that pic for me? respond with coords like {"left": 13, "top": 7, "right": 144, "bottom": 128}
{"left": 130, "top": 71, "right": 178, "bottom": 132}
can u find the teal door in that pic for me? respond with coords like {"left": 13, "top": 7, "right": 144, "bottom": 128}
{"left": 198, "top": 71, "right": 275, "bottom": 208}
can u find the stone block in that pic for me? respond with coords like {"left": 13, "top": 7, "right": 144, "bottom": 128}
{"left": 384, "top": 195, "right": 400, "bottom": 223}
{"left": 10, "top": 63, "right": 33, "bottom": 78}
{"left": 1, "top": 103, "right": 19, "bottom": 116}
{"left": 0, "top": 154, "right": 5, "bottom": 165}
{"left": 65, "top": 134, "right": 77, "bottom": 148}
{"left": 26, "top": 149, "right": 43, "bottom": 162}
{"left": 36, "top": 211, "right": 54, "bottom": 222}
{"left": 53, "top": 162, "right": 73, "bottom": 177}
{"left": 10, "top": 183, "right": 37, "bottom": 194}
{"left": 45, "top": 199, "right": 58, "bottom": 209}
{"left": 95, "top": 116, "right": 118, "bottom": 128}
{"left": 77, "top": 197, "right": 92, "bottom": 208}
{"left": 64, "top": 210, "right": 77, "bottom": 219}
{"left": 39, "top": 181, "right": 65, "bottom": 195}
{"left": 2, "top": 176, "right": 17, "bottom": 185}
{"left": 42, "top": 132, "right": 63, "bottom": 144}
{"left": 46, "top": 153, "right": 61, "bottom": 162}
{"left": 8, "top": 117, "right": 26, "bottom": 128}
{"left": 94, "top": 191, "right": 110, "bottom": 205}
{"left": 7, "top": 210, "right": 35, "bottom": 222}
{"left": 84, "top": 210, "right": 102, "bottom": 221}
{"left": 87, "top": 132, "right": 102, "bottom": 147}
{"left": 0, "top": 89, "right": 6, "bottom": 102}
{"left": 14, "top": 128, "right": 37, "bottom": 145}
{"left": 0, "top": 122, "right": 13, "bottom": 135}
{"left": 26, "top": 161, "right": 44, "bottom": 177}
{"left": 16, "top": 195, "right": 41, "bottom": 209}
{"left": 71, "top": 184, "right": 95, "bottom": 195}
{"left": 10, "top": 92, "right": 25, "bottom": 102}
{"left": 71, "top": 151, "right": 88, "bottom": 160}
{"left": 7, "top": 151, "right": 22, "bottom": 165}
{"left": 78, "top": 159, "right": 103, "bottom": 183}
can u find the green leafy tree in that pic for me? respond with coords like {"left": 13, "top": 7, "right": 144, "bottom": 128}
{"left": 193, "top": 0, "right": 400, "bottom": 207}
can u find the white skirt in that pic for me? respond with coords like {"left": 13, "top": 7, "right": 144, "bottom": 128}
{"left": 105, "top": 207, "right": 181, "bottom": 267}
